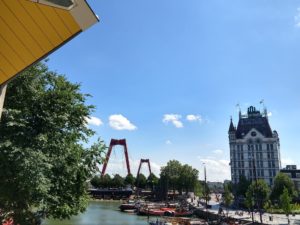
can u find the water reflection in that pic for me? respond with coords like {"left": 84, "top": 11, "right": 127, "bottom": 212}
{"left": 43, "top": 201, "right": 149, "bottom": 225}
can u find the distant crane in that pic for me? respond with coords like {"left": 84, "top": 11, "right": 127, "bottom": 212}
{"left": 101, "top": 139, "right": 131, "bottom": 176}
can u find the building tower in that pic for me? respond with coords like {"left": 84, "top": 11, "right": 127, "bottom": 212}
{"left": 228, "top": 106, "right": 281, "bottom": 186}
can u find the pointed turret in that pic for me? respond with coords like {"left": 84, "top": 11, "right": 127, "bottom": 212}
{"left": 228, "top": 117, "right": 235, "bottom": 133}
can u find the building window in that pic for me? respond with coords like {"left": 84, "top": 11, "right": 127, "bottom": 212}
{"left": 259, "top": 144, "right": 262, "bottom": 150}
{"left": 270, "top": 143, "right": 273, "bottom": 150}
{"left": 272, "top": 161, "right": 275, "bottom": 167}
{"left": 270, "top": 178, "right": 273, "bottom": 185}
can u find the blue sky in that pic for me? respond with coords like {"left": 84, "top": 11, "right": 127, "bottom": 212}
{"left": 47, "top": 0, "right": 300, "bottom": 181}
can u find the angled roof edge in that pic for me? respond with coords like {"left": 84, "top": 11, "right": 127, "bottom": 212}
{"left": 70, "top": 0, "right": 99, "bottom": 31}
{"left": 27, "top": 0, "right": 99, "bottom": 31}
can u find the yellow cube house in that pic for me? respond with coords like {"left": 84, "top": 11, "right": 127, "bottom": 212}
{"left": 0, "top": 0, "right": 99, "bottom": 85}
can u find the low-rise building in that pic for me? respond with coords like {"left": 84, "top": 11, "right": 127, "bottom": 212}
{"left": 280, "top": 165, "right": 300, "bottom": 191}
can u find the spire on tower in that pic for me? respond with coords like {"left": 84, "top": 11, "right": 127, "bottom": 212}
{"left": 228, "top": 116, "right": 235, "bottom": 133}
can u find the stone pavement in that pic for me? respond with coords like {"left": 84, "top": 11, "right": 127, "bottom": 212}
{"left": 187, "top": 197, "right": 300, "bottom": 225}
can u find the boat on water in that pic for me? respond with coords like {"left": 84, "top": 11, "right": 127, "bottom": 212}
{"left": 149, "top": 217, "right": 207, "bottom": 225}
{"left": 138, "top": 207, "right": 194, "bottom": 217}
{"left": 138, "top": 208, "right": 166, "bottom": 216}
{"left": 119, "top": 199, "right": 144, "bottom": 212}
{"left": 119, "top": 200, "right": 136, "bottom": 212}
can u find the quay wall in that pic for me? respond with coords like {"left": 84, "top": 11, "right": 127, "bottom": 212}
{"left": 194, "top": 209, "right": 268, "bottom": 225}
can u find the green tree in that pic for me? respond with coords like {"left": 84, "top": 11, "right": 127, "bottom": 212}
{"left": 100, "top": 174, "right": 112, "bottom": 188}
{"left": 245, "top": 179, "right": 270, "bottom": 224}
{"left": 0, "top": 62, "right": 105, "bottom": 225}
{"left": 90, "top": 176, "right": 101, "bottom": 188}
{"left": 147, "top": 173, "right": 159, "bottom": 190}
{"left": 160, "top": 160, "right": 182, "bottom": 194}
{"left": 194, "top": 181, "right": 203, "bottom": 197}
{"left": 236, "top": 175, "right": 251, "bottom": 197}
{"left": 111, "top": 174, "right": 125, "bottom": 188}
{"left": 280, "top": 187, "right": 292, "bottom": 223}
{"left": 124, "top": 173, "right": 136, "bottom": 188}
{"left": 178, "top": 164, "right": 199, "bottom": 194}
{"left": 136, "top": 173, "right": 147, "bottom": 189}
{"left": 223, "top": 184, "right": 234, "bottom": 216}
{"left": 245, "top": 189, "right": 255, "bottom": 223}
{"left": 271, "top": 173, "right": 297, "bottom": 202}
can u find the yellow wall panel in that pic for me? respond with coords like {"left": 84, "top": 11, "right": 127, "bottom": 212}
{"left": 0, "top": 54, "right": 17, "bottom": 80}
{"left": 0, "top": 0, "right": 43, "bottom": 58}
{"left": 0, "top": 18, "right": 35, "bottom": 65}
{"left": 38, "top": 5, "right": 72, "bottom": 41}
{"left": 54, "top": 8, "right": 81, "bottom": 34}
{"left": 19, "top": 0, "right": 61, "bottom": 48}
{"left": 12, "top": 0, "right": 53, "bottom": 52}
{"left": 0, "top": 69, "right": 8, "bottom": 84}
{"left": 0, "top": 36, "right": 26, "bottom": 73}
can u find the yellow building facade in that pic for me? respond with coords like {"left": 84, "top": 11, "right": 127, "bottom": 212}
{"left": 0, "top": 0, "right": 98, "bottom": 118}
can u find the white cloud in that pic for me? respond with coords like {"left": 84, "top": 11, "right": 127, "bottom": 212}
{"left": 163, "top": 114, "right": 183, "bottom": 128}
{"left": 166, "top": 140, "right": 172, "bottom": 145}
{"left": 213, "top": 149, "right": 223, "bottom": 154}
{"left": 109, "top": 114, "right": 137, "bottom": 131}
{"left": 198, "top": 157, "right": 231, "bottom": 182}
{"left": 295, "top": 8, "right": 300, "bottom": 27}
{"left": 85, "top": 116, "right": 103, "bottom": 126}
{"left": 186, "top": 114, "right": 202, "bottom": 122}
{"left": 267, "top": 112, "right": 272, "bottom": 117}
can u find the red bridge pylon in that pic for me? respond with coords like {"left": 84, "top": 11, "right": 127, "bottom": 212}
{"left": 101, "top": 139, "right": 131, "bottom": 176}
{"left": 137, "top": 159, "right": 152, "bottom": 177}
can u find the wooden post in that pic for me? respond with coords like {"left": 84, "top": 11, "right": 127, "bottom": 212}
{"left": 0, "top": 83, "right": 7, "bottom": 121}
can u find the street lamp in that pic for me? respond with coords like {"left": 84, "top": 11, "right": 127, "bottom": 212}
{"left": 249, "top": 150, "right": 263, "bottom": 224}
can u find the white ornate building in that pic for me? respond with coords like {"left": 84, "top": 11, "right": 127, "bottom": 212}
{"left": 228, "top": 106, "right": 281, "bottom": 186}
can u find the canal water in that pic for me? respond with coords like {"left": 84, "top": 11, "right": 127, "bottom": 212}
{"left": 42, "top": 201, "right": 149, "bottom": 225}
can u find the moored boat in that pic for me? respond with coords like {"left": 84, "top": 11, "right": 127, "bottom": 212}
{"left": 119, "top": 200, "right": 137, "bottom": 211}
{"left": 138, "top": 207, "right": 166, "bottom": 216}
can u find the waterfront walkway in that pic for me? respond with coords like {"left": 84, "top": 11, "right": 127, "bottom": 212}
{"left": 188, "top": 195, "right": 300, "bottom": 225}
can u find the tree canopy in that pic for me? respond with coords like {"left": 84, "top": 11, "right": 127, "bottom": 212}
{"left": 246, "top": 179, "right": 270, "bottom": 210}
{"left": 236, "top": 175, "right": 251, "bottom": 197}
{"left": 111, "top": 174, "right": 125, "bottom": 188}
{"left": 280, "top": 187, "right": 292, "bottom": 216}
{"left": 0, "top": 62, "right": 105, "bottom": 224}
{"left": 136, "top": 173, "right": 147, "bottom": 189}
{"left": 124, "top": 173, "right": 136, "bottom": 187}
{"left": 270, "top": 173, "right": 297, "bottom": 201}
{"left": 160, "top": 160, "right": 199, "bottom": 195}
{"left": 147, "top": 173, "right": 159, "bottom": 190}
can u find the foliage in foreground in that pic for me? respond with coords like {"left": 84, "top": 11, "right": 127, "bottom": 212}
{"left": 0, "top": 62, "right": 105, "bottom": 225}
